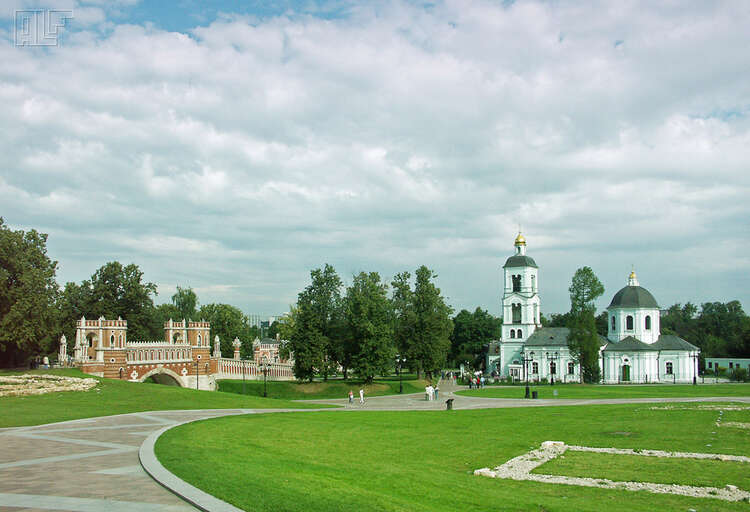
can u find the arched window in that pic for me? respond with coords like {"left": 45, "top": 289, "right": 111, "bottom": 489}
{"left": 198, "top": 334, "right": 202, "bottom": 345}
{"left": 512, "top": 275, "right": 521, "bottom": 292}
{"left": 665, "top": 362, "right": 673, "bottom": 375}
{"left": 531, "top": 275, "right": 536, "bottom": 291}
{"left": 626, "top": 315, "right": 634, "bottom": 330}
{"left": 118, "top": 334, "right": 123, "bottom": 346}
{"left": 517, "top": 329, "right": 522, "bottom": 338}
{"left": 510, "top": 330, "right": 516, "bottom": 339}
{"left": 611, "top": 316, "right": 616, "bottom": 330}
{"left": 645, "top": 315, "right": 651, "bottom": 330}
{"left": 110, "top": 334, "right": 114, "bottom": 346}
{"left": 532, "top": 362, "right": 539, "bottom": 374}
{"left": 550, "top": 362, "right": 557, "bottom": 375}
{"left": 567, "top": 362, "right": 575, "bottom": 375}
{"left": 512, "top": 303, "right": 521, "bottom": 323}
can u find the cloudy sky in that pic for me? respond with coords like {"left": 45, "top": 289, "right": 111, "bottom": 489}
{"left": 2, "top": 0, "right": 749, "bottom": 318}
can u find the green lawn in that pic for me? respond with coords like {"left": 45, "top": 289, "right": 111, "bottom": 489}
{"left": 457, "top": 382, "right": 750, "bottom": 399}
{"left": 155, "top": 402, "right": 750, "bottom": 512}
{"left": 218, "top": 376, "right": 428, "bottom": 400}
{"left": 533, "top": 450, "right": 750, "bottom": 489}
{"left": 0, "top": 368, "right": 333, "bottom": 428}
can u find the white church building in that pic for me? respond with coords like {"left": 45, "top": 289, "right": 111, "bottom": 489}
{"left": 486, "top": 234, "right": 699, "bottom": 384}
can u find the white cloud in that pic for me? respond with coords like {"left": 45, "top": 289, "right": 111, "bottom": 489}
{"left": 1, "top": 0, "right": 749, "bottom": 315}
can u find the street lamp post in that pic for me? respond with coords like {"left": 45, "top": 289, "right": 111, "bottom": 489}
{"left": 194, "top": 360, "right": 199, "bottom": 390}
{"left": 395, "top": 354, "right": 406, "bottom": 394}
{"left": 242, "top": 358, "right": 246, "bottom": 396}
{"left": 692, "top": 353, "right": 698, "bottom": 385}
{"left": 522, "top": 352, "right": 534, "bottom": 398}
{"left": 262, "top": 355, "right": 269, "bottom": 398}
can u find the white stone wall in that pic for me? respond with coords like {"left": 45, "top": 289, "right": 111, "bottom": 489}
{"left": 602, "top": 352, "right": 659, "bottom": 383}
{"left": 524, "top": 347, "right": 580, "bottom": 383}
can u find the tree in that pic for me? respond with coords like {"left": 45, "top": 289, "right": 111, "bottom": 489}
{"left": 198, "top": 303, "right": 254, "bottom": 358}
{"left": 391, "top": 271, "right": 415, "bottom": 360}
{"left": 566, "top": 266, "right": 604, "bottom": 383}
{"left": 408, "top": 266, "right": 453, "bottom": 380}
{"left": 344, "top": 272, "right": 394, "bottom": 382}
{"left": 73, "top": 262, "right": 159, "bottom": 341}
{"left": 172, "top": 286, "right": 198, "bottom": 321}
{"left": 289, "top": 264, "right": 344, "bottom": 382}
{"left": 450, "top": 307, "right": 501, "bottom": 367}
{"left": 0, "top": 219, "right": 60, "bottom": 366}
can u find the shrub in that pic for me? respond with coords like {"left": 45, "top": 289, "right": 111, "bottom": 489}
{"left": 729, "top": 367, "right": 749, "bottom": 382}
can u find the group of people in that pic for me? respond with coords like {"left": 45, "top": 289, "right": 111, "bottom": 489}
{"left": 467, "top": 375, "right": 485, "bottom": 389}
{"left": 348, "top": 388, "right": 365, "bottom": 405}
{"left": 424, "top": 384, "right": 439, "bottom": 401}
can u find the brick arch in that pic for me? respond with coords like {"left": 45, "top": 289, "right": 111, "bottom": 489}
{"left": 138, "top": 367, "right": 185, "bottom": 387}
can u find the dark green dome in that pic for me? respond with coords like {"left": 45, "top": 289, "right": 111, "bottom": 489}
{"left": 608, "top": 285, "right": 659, "bottom": 309}
{"left": 503, "top": 255, "right": 538, "bottom": 268}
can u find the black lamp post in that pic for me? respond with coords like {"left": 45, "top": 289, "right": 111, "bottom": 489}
{"left": 692, "top": 353, "right": 698, "bottom": 385}
{"left": 262, "top": 355, "right": 269, "bottom": 398}
{"left": 194, "top": 360, "right": 199, "bottom": 390}
{"left": 395, "top": 354, "right": 406, "bottom": 393}
{"left": 522, "top": 352, "right": 534, "bottom": 398}
{"left": 242, "top": 357, "right": 246, "bottom": 396}
{"left": 548, "top": 351, "right": 559, "bottom": 385}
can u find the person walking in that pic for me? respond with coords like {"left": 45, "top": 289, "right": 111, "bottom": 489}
{"left": 348, "top": 390, "right": 354, "bottom": 405}
{"left": 359, "top": 388, "right": 365, "bottom": 405}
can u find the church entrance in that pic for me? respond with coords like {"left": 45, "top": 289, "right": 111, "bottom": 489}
{"left": 621, "top": 364, "right": 631, "bottom": 382}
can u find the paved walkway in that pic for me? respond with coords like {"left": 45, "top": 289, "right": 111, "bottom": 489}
{"left": 2, "top": 387, "right": 749, "bottom": 511}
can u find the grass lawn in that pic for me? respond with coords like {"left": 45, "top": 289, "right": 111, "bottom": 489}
{"left": 218, "top": 376, "right": 429, "bottom": 400}
{"left": 457, "top": 382, "right": 750, "bottom": 399}
{"left": 155, "top": 402, "right": 750, "bottom": 511}
{"left": 533, "top": 450, "right": 750, "bottom": 489}
{"left": 0, "top": 368, "right": 333, "bottom": 428}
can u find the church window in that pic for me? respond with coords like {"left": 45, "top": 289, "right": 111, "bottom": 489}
{"left": 512, "top": 275, "right": 521, "bottom": 292}
{"left": 665, "top": 362, "right": 673, "bottom": 375}
{"left": 532, "top": 362, "right": 539, "bottom": 374}
{"left": 708, "top": 361, "right": 712, "bottom": 369}
{"left": 517, "top": 329, "right": 522, "bottom": 338}
{"left": 510, "top": 330, "right": 515, "bottom": 339}
{"left": 550, "top": 362, "right": 557, "bottom": 375}
{"left": 198, "top": 334, "right": 202, "bottom": 345}
{"left": 729, "top": 362, "right": 734, "bottom": 369}
{"left": 645, "top": 315, "right": 651, "bottom": 330}
{"left": 567, "top": 362, "right": 575, "bottom": 375}
{"left": 626, "top": 315, "right": 634, "bottom": 330}
{"left": 611, "top": 316, "right": 616, "bottom": 330}
{"left": 512, "top": 304, "right": 521, "bottom": 323}
{"left": 110, "top": 334, "right": 114, "bottom": 346}
{"left": 531, "top": 275, "right": 536, "bottom": 291}
{"left": 118, "top": 334, "right": 123, "bottom": 345}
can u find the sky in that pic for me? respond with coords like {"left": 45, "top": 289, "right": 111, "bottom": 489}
{"left": 1, "top": 0, "right": 749, "bottom": 318}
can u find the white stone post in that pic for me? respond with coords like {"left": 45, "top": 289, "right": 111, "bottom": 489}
{"left": 233, "top": 337, "right": 241, "bottom": 360}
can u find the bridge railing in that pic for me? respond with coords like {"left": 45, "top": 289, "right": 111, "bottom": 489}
{"left": 216, "top": 358, "right": 294, "bottom": 381}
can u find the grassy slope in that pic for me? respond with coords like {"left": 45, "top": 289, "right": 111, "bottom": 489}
{"left": 217, "top": 377, "right": 428, "bottom": 400}
{"left": 0, "top": 368, "right": 332, "bottom": 428}
{"left": 156, "top": 403, "right": 750, "bottom": 512}
{"left": 457, "top": 382, "right": 750, "bottom": 399}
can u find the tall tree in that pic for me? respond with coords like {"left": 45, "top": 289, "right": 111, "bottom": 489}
{"left": 450, "top": 307, "right": 501, "bottom": 367}
{"left": 0, "top": 219, "right": 60, "bottom": 366}
{"left": 409, "top": 266, "right": 453, "bottom": 380}
{"left": 391, "top": 271, "right": 415, "bottom": 365}
{"left": 172, "top": 286, "right": 198, "bottom": 320}
{"left": 289, "top": 264, "right": 343, "bottom": 382}
{"left": 345, "top": 272, "right": 394, "bottom": 382}
{"left": 198, "top": 303, "right": 255, "bottom": 358}
{"left": 566, "top": 266, "right": 605, "bottom": 383}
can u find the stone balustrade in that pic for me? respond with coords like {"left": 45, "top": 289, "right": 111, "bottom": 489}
{"left": 216, "top": 358, "right": 294, "bottom": 380}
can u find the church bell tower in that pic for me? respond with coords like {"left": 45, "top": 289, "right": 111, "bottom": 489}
{"left": 501, "top": 233, "right": 541, "bottom": 342}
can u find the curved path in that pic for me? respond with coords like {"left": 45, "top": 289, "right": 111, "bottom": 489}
{"left": 1, "top": 383, "right": 748, "bottom": 512}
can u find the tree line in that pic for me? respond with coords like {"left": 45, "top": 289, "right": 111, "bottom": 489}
{"left": 0, "top": 219, "right": 264, "bottom": 366}
{"left": 283, "top": 264, "right": 454, "bottom": 383}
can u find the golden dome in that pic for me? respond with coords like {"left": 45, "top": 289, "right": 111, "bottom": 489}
{"left": 629, "top": 270, "right": 637, "bottom": 279}
{"left": 514, "top": 233, "right": 526, "bottom": 245}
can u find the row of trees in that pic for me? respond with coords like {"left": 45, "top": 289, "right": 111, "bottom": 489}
{"left": 0, "top": 219, "right": 266, "bottom": 366}
{"left": 286, "top": 264, "right": 454, "bottom": 383}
